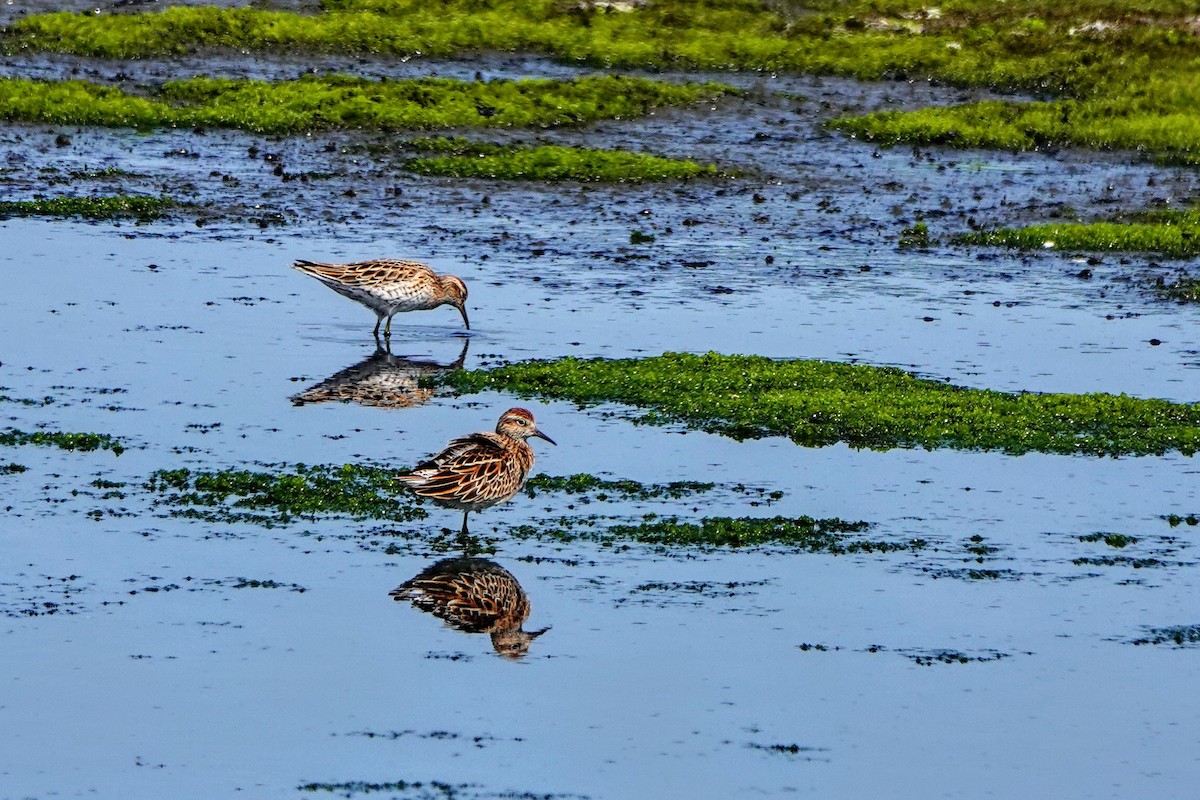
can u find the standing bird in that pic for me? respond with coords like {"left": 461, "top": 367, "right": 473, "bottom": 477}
{"left": 396, "top": 408, "right": 555, "bottom": 535}
{"left": 292, "top": 258, "right": 469, "bottom": 337}
{"left": 390, "top": 556, "right": 549, "bottom": 659}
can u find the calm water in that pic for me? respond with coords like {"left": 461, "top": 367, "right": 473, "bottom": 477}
{"left": 2, "top": 43, "right": 1200, "bottom": 800}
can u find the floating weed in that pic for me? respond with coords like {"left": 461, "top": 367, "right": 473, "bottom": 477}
{"left": 0, "top": 195, "right": 176, "bottom": 221}
{"left": 0, "top": 75, "right": 735, "bottom": 135}
{"left": 1155, "top": 273, "right": 1200, "bottom": 303}
{"left": 1130, "top": 624, "right": 1200, "bottom": 647}
{"left": 509, "top": 514, "right": 920, "bottom": 554}
{"left": 443, "top": 352, "right": 1200, "bottom": 457}
{"left": 1072, "top": 556, "right": 1169, "bottom": 568}
{"left": 1165, "top": 513, "right": 1200, "bottom": 527}
{"left": 0, "top": 393, "right": 54, "bottom": 407}
{"left": 898, "top": 221, "right": 932, "bottom": 248}
{"left": 0, "top": 428, "right": 125, "bottom": 455}
{"left": 297, "top": 778, "right": 585, "bottom": 798}
{"left": 897, "top": 648, "right": 1014, "bottom": 666}
{"left": 1078, "top": 532, "right": 1139, "bottom": 548}
{"left": 524, "top": 473, "right": 717, "bottom": 501}
{"left": 144, "top": 464, "right": 425, "bottom": 527}
{"left": 747, "top": 742, "right": 830, "bottom": 760}
{"left": 1, "top": 463, "right": 27, "bottom": 475}
{"left": 403, "top": 138, "right": 722, "bottom": 182}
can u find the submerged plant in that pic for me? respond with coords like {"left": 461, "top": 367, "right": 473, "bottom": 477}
{"left": 509, "top": 513, "right": 918, "bottom": 553}
{"left": 144, "top": 464, "right": 425, "bottom": 526}
{"left": 442, "top": 352, "right": 1200, "bottom": 457}
{"left": 0, "top": 428, "right": 125, "bottom": 454}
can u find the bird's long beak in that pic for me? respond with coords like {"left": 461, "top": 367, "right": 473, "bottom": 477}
{"left": 458, "top": 303, "right": 470, "bottom": 330}
{"left": 534, "top": 429, "right": 556, "bottom": 446}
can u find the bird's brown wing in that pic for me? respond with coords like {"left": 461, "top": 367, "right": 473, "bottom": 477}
{"left": 408, "top": 435, "right": 515, "bottom": 504}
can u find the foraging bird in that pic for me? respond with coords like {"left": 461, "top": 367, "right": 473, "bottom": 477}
{"left": 395, "top": 408, "right": 555, "bottom": 535}
{"left": 292, "top": 258, "right": 469, "bottom": 337}
{"left": 289, "top": 339, "right": 468, "bottom": 409}
{"left": 390, "top": 556, "right": 549, "bottom": 658}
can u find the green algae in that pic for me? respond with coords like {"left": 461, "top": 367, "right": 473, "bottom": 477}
{"left": 443, "top": 352, "right": 1200, "bottom": 457}
{"left": 1, "top": 463, "right": 27, "bottom": 474}
{"left": 10, "top": 2, "right": 1200, "bottom": 164}
{"left": 1078, "top": 532, "right": 1138, "bottom": 548}
{"left": 403, "top": 138, "right": 721, "bottom": 182}
{"left": 0, "top": 75, "right": 735, "bottom": 135}
{"left": 954, "top": 208, "right": 1200, "bottom": 258}
{"left": 524, "top": 473, "right": 715, "bottom": 500}
{"left": 0, "top": 195, "right": 175, "bottom": 220}
{"left": 509, "top": 514, "right": 920, "bottom": 553}
{"left": 144, "top": 464, "right": 424, "bottom": 527}
{"left": 0, "top": 428, "right": 125, "bottom": 455}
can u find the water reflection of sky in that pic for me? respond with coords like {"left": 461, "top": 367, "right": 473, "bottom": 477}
{"left": 3, "top": 67, "right": 1200, "bottom": 796}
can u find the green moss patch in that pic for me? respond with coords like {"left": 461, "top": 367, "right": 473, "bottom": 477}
{"left": 144, "top": 464, "right": 424, "bottom": 527}
{"left": 443, "top": 352, "right": 1200, "bottom": 457}
{"left": 0, "top": 75, "right": 735, "bottom": 135}
{"left": 0, "top": 195, "right": 175, "bottom": 220}
{"left": 510, "top": 514, "right": 918, "bottom": 553}
{"left": 954, "top": 208, "right": 1200, "bottom": 258}
{"left": 0, "top": 428, "right": 125, "bottom": 455}
{"left": 403, "top": 137, "right": 721, "bottom": 182}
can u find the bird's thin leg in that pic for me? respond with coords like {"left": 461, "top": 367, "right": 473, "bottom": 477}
{"left": 384, "top": 314, "right": 394, "bottom": 339}
{"left": 372, "top": 315, "right": 382, "bottom": 336}
{"left": 460, "top": 511, "right": 470, "bottom": 536}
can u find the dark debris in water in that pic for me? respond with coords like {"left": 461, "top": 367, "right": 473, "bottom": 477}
{"left": 1130, "top": 625, "right": 1200, "bottom": 647}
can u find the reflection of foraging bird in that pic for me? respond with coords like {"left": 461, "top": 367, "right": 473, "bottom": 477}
{"left": 390, "top": 556, "right": 549, "bottom": 658}
{"left": 395, "top": 408, "right": 555, "bottom": 535}
{"left": 289, "top": 339, "right": 468, "bottom": 409}
{"left": 292, "top": 258, "right": 469, "bottom": 337}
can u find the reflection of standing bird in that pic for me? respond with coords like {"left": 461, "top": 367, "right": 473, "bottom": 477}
{"left": 292, "top": 258, "right": 469, "bottom": 337}
{"left": 390, "top": 557, "right": 549, "bottom": 658}
{"left": 395, "top": 408, "right": 555, "bottom": 535}
{"left": 289, "top": 339, "right": 468, "bottom": 409}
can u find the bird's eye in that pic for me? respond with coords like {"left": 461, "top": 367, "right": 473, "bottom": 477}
{"left": 517, "top": 419, "right": 527, "bottom": 425}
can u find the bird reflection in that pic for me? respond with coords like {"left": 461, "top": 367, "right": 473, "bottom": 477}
{"left": 290, "top": 339, "right": 468, "bottom": 409}
{"left": 390, "top": 557, "right": 549, "bottom": 659}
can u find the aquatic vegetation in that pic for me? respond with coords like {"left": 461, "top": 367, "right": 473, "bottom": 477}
{"left": 509, "top": 514, "right": 918, "bottom": 553}
{"left": 1156, "top": 274, "right": 1200, "bottom": 303}
{"left": 954, "top": 208, "right": 1200, "bottom": 258}
{"left": 1131, "top": 624, "right": 1200, "bottom": 646}
{"left": 0, "top": 195, "right": 174, "bottom": 220}
{"left": 0, "top": 428, "right": 125, "bottom": 455}
{"left": 403, "top": 138, "right": 721, "bottom": 182}
{"left": 1078, "top": 532, "right": 1138, "bottom": 548}
{"left": 144, "top": 464, "right": 425, "bottom": 526}
{"left": 524, "top": 473, "right": 715, "bottom": 500}
{"left": 1, "top": 463, "right": 27, "bottom": 474}
{"left": 0, "top": 75, "right": 735, "bottom": 135}
{"left": 1165, "top": 513, "right": 1199, "bottom": 527}
{"left": 443, "top": 352, "right": 1200, "bottom": 457}
{"left": 10, "top": 2, "right": 1200, "bottom": 164}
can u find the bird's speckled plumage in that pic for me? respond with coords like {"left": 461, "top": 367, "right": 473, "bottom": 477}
{"left": 395, "top": 408, "right": 555, "bottom": 533}
{"left": 390, "top": 557, "right": 549, "bottom": 658}
{"left": 289, "top": 340, "right": 468, "bottom": 409}
{"left": 292, "top": 258, "right": 469, "bottom": 336}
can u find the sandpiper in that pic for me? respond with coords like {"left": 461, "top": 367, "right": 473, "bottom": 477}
{"left": 292, "top": 258, "right": 469, "bottom": 337}
{"left": 390, "top": 556, "right": 549, "bottom": 658}
{"left": 395, "top": 408, "right": 555, "bottom": 534}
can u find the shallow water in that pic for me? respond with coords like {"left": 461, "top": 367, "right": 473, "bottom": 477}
{"left": 2, "top": 51, "right": 1200, "bottom": 800}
